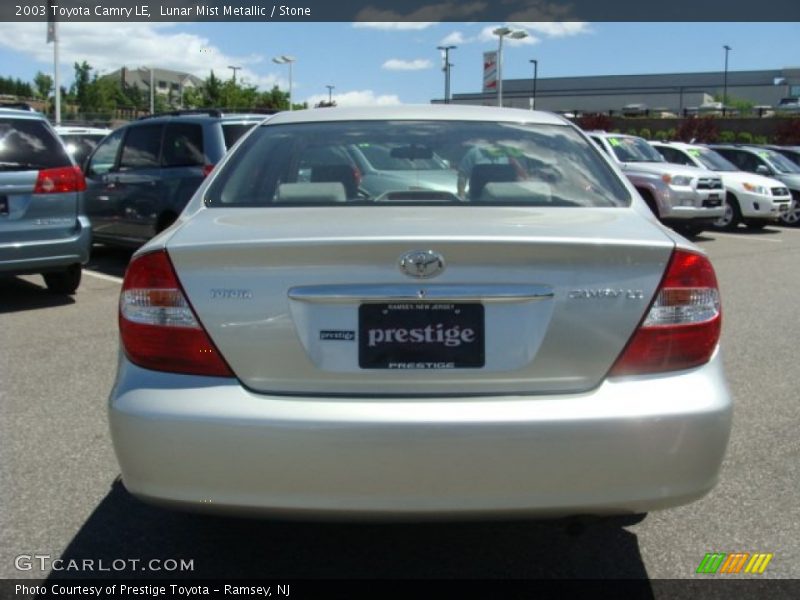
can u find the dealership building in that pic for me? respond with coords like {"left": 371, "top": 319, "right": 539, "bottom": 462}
{"left": 439, "top": 67, "right": 800, "bottom": 114}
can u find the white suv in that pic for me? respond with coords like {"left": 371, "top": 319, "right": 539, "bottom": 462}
{"left": 651, "top": 141, "right": 792, "bottom": 230}
{"left": 588, "top": 132, "right": 724, "bottom": 236}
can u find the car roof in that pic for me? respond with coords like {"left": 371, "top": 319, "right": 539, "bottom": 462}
{"left": 0, "top": 107, "right": 46, "bottom": 120}
{"left": 264, "top": 104, "right": 570, "bottom": 126}
{"left": 133, "top": 109, "right": 274, "bottom": 125}
{"left": 55, "top": 126, "right": 112, "bottom": 134}
{"left": 650, "top": 141, "right": 702, "bottom": 149}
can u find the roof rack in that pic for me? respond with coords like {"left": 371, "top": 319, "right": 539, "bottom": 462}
{"left": 137, "top": 107, "right": 279, "bottom": 120}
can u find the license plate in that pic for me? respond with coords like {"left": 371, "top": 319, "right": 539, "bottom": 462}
{"left": 0, "top": 196, "right": 7, "bottom": 215}
{"left": 359, "top": 302, "right": 485, "bottom": 369}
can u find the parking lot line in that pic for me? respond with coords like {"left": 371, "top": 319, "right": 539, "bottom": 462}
{"left": 83, "top": 269, "right": 123, "bottom": 284}
{"left": 713, "top": 233, "right": 783, "bottom": 243}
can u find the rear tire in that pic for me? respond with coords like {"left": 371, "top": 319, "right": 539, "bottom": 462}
{"left": 675, "top": 224, "right": 703, "bottom": 238}
{"left": 713, "top": 194, "right": 741, "bottom": 230}
{"left": 43, "top": 264, "right": 81, "bottom": 295}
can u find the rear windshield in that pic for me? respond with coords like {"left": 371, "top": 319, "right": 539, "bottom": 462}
{"left": 222, "top": 123, "right": 258, "bottom": 149}
{"left": 0, "top": 118, "right": 71, "bottom": 169}
{"left": 206, "top": 120, "right": 631, "bottom": 207}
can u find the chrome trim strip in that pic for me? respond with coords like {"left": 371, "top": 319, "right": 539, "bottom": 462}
{"left": 288, "top": 284, "right": 554, "bottom": 304}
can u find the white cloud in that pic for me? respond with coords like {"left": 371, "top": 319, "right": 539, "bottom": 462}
{"left": 439, "top": 31, "right": 466, "bottom": 45}
{"left": 511, "top": 22, "right": 591, "bottom": 37}
{"left": 382, "top": 59, "right": 433, "bottom": 71}
{"left": 305, "top": 90, "right": 402, "bottom": 107}
{"left": 0, "top": 22, "right": 287, "bottom": 90}
{"left": 443, "top": 21, "right": 590, "bottom": 47}
{"left": 352, "top": 22, "right": 435, "bottom": 30}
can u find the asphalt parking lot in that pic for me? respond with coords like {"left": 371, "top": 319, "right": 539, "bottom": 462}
{"left": 1, "top": 227, "right": 799, "bottom": 584}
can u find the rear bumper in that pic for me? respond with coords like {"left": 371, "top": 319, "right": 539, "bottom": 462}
{"left": 0, "top": 216, "right": 91, "bottom": 274}
{"left": 109, "top": 351, "right": 732, "bottom": 517}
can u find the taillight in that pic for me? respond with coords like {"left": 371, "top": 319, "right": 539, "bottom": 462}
{"left": 34, "top": 166, "right": 87, "bottom": 194}
{"left": 119, "top": 250, "right": 233, "bottom": 377}
{"left": 609, "top": 249, "right": 721, "bottom": 376}
{"left": 352, "top": 166, "right": 362, "bottom": 188}
{"left": 202, "top": 164, "right": 215, "bottom": 177}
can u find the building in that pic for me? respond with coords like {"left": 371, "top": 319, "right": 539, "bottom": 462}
{"left": 102, "top": 67, "right": 204, "bottom": 105}
{"left": 440, "top": 67, "right": 800, "bottom": 115}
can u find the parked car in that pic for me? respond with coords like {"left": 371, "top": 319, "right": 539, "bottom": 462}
{"left": 83, "top": 109, "right": 271, "bottom": 247}
{"left": 588, "top": 132, "right": 724, "bottom": 236}
{"left": 55, "top": 125, "right": 112, "bottom": 168}
{"left": 775, "top": 97, "right": 800, "bottom": 114}
{"left": 110, "top": 105, "right": 731, "bottom": 518}
{"left": 709, "top": 144, "right": 800, "bottom": 226}
{"left": 295, "top": 142, "right": 457, "bottom": 198}
{"left": 651, "top": 141, "right": 792, "bottom": 230}
{"left": 0, "top": 107, "right": 90, "bottom": 293}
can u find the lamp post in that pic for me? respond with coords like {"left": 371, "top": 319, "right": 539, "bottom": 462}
{"left": 325, "top": 84, "right": 335, "bottom": 104}
{"left": 437, "top": 45, "right": 456, "bottom": 104}
{"left": 723, "top": 45, "right": 731, "bottom": 116}
{"left": 148, "top": 67, "right": 154, "bottom": 114}
{"left": 228, "top": 65, "right": 242, "bottom": 83}
{"left": 493, "top": 27, "right": 528, "bottom": 107}
{"left": 272, "top": 55, "right": 296, "bottom": 111}
{"left": 529, "top": 58, "right": 538, "bottom": 110}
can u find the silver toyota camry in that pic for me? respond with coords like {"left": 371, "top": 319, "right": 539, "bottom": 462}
{"left": 109, "top": 105, "right": 731, "bottom": 517}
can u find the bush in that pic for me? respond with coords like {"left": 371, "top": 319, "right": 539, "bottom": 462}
{"left": 719, "top": 130, "right": 736, "bottom": 143}
{"left": 754, "top": 135, "right": 768, "bottom": 145}
{"left": 736, "top": 131, "right": 753, "bottom": 144}
{"left": 626, "top": 128, "right": 638, "bottom": 136}
{"left": 639, "top": 127, "right": 652, "bottom": 140}
{"left": 653, "top": 130, "right": 669, "bottom": 141}
{"left": 676, "top": 117, "right": 719, "bottom": 143}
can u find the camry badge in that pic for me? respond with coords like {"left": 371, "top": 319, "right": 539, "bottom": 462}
{"left": 398, "top": 250, "right": 446, "bottom": 279}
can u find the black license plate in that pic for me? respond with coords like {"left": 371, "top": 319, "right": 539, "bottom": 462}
{"left": 0, "top": 196, "right": 8, "bottom": 215}
{"left": 359, "top": 302, "right": 485, "bottom": 369}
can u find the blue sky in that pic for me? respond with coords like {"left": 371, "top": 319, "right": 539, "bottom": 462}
{"left": 0, "top": 22, "right": 797, "bottom": 105}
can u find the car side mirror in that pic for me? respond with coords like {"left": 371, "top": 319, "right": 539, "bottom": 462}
{"left": 755, "top": 165, "right": 771, "bottom": 176}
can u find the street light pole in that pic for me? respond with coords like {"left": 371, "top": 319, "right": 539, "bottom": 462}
{"left": 149, "top": 67, "right": 154, "bottom": 114}
{"left": 326, "top": 84, "right": 335, "bottom": 104}
{"left": 722, "top": 45, "right": 731, "bottom": 116}
{"left": 437, "top": 45, "right": 456, "bottom": 103}
{"left": 228, "top": 65, "right": 242, "bottom": 83}
{"left": 529, "top": 59, "right": 538, "bottom": 110}
{"left": 493, "top": 27, "right": 528, "bottom": 107}
{"left": 272, "top": 55, "right": 296, "bottom": 111}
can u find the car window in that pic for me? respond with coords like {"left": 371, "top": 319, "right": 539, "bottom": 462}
{"left": 207, "top": 120, "right": 631, "bottom": 208}
{"left": 658, "top": 146, "right": 694, "bottom": 166}
{"left": 222, "top": 123, "right": 257, "bottom": 150}
{"left": 86, "top": 128, "right": 123, "bottom": 176}
{"left": 0, "top": 118, "right": 71, "bottom": 169}
{"left": 606, "top": 136, "right": 664, "bottom": 163}
{"left": 756, "top": 149, "right": 800, "bottom": 174}
{"left": 119, "top": 125, "right": 163, "bottom": 170}
{"left": 691, "top": 148, "right": 738, "bottom": 172}
{"left": 162, "top": 123, "right": 204, "bottom": 167}
{"left": 61, "top": 134, "right": 107, "bottom": 168}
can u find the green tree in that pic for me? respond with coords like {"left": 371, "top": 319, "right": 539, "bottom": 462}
{"left": 34, "top": 71, "right": 53, "bottom": 99}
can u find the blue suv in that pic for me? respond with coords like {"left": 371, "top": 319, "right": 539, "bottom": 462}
{"left": 0, "top": 107, "right": 90, "bottom": 294}
{"left": 83, "top": 109, "right": 271, "bottom": 247}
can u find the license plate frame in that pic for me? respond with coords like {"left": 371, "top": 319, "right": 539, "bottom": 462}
{"left": 359, "top": 302, "right": 485, "bottom": 369}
